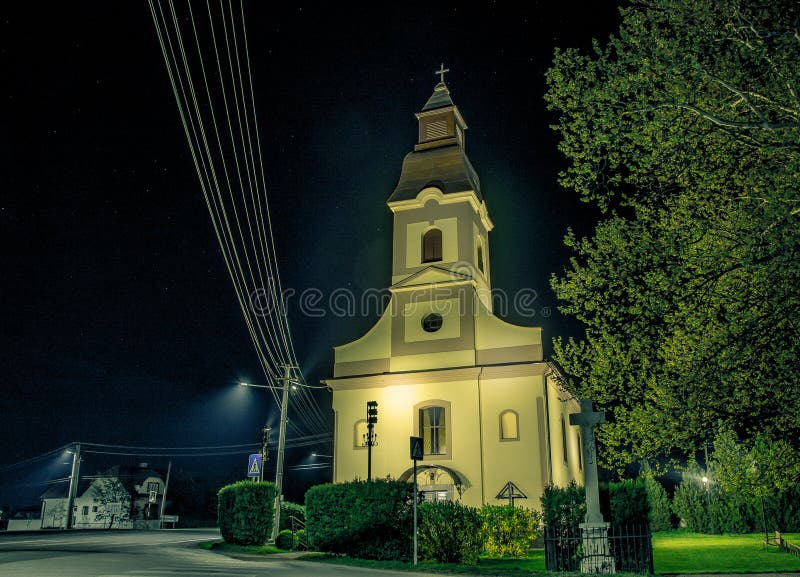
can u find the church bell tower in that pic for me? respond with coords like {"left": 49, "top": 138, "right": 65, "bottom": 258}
{"left": 325, "top": 67, "right": 584, "bottom": 508}
{"left": 387, "top": 65, "right": 494, "bottom": 310}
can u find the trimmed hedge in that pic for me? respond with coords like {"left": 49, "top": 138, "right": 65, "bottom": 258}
{"left": 481, "top": 504, "right": 542, "bottom": 558}
{"left": 542, "top": 480, "right": 650, "bottom": 528}
{"left": 418, "top": 501, "right": 483, "bottom": 565}
{"left": 605, "top": 479, "right": 650, "bottom": 526}
{"left": 541, "top": 481, "right": 585, "bottom": 528}
{"left": 217, "top": 481, "right": 275, "bottom": 545}
{"left": 305, "top": 478, "right": 413, "bottom": 560}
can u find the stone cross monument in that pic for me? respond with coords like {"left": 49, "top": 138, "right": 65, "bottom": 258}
{"left": 570, "top": 399, "right": 615, "bottom": 573}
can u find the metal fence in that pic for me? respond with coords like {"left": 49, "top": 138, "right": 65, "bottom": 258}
{"left": 544, "top": 524, "right": 654, "bottom": 574}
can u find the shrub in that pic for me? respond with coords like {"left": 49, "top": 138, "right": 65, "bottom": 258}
{"left": 607, "top": 479, "right": 650, "bottom": 526}
{"left": 541, "top": 481, "right": 585, "bottom": 529}
{"left": 641, "top": 474, "right": 672, "bottom": 531}
{"left": 280, "top": 501, "right": 305, "bottom": 531}
{"left": 295, "top": 528, "right": 308, "bottom": 550}
{"left": 305, "top": 478, "right": 413, "bottom": 560}
{"left": 418, "top": 501, "right": 483, "bottom": 565}
{"left": 275, "top": 529, "right": 295, "bottom": 550}
{"left": 481, "top": 505, "right": 542, "bottom": 558}
{"left": 672, "top": 477, "right": 756, "bottom": 534}
{"left": 217, "top": 481, "right": 275, "bottom": 545}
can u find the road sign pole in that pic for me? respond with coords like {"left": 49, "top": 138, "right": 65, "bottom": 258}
{"left": 409, "top": 435, "right": 423, "bottom": 566}
{"left": 413, "top": 457, "right": 418, "bottom": 566}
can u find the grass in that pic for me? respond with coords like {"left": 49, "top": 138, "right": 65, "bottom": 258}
{"left": 197, "top": 540, "right": 286, "bottom": 555}
{"left": 300, "top": 551, "right": 546, "bottom": 576}
{"left": 653, "top": 531, "right": 800, "bottom": 574}
{"left": 201, "top": 532, "right": 800, "bottom": 575}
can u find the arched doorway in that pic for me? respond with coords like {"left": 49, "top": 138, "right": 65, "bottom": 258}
{"left": 398, "top": 464, "right": 466, "bottom": 502}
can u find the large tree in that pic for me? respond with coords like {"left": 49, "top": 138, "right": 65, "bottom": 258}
{"left": 546, "top": 0, "right": 800, "bottom": 468}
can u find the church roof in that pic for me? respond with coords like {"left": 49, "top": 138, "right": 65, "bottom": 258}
{"left": 421, "top": 82, "right": 454, "bottom": 111}
{"left": 387, "top": 143, "right": 483, "bottom": 203}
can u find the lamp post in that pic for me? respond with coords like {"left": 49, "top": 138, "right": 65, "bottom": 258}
{"left": 65, "top": 443, "right": 81, "bottom": 530}
{"left": 240, "top": 365, "right": 297, "bottom": 543}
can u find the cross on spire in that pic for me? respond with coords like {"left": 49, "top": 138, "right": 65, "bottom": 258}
{"left": 435, "top": 63, "right": 450, "bottom": 84}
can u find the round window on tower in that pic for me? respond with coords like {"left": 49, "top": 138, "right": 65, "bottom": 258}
{"left": 421, "top": 313, "right": 443, "bottom": 333}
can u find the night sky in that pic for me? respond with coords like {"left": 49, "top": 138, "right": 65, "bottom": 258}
{"left": 1, "top": 2, "right": 620, "bottom": 505}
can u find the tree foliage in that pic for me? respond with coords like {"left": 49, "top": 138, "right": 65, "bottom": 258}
{"left": 546, "top": 0, "right": 800, "bottom": 467}
{"left": 92, "top": 477, "right": 132, "bottom": 529}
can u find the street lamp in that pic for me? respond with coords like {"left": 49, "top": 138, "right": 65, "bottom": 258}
{"left": 239, "top": 366, "right": 298, "bottom": 543}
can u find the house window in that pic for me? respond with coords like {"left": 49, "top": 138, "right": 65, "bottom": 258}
{"left": 477, "top": 241, "right": 485, "bottom": 274}
{"left": 420, "top": 406, "right": 447, "bottom": 455}
{"left": 500, "top": 410, "right": 519, "bottom": 441}
{"left": 561, "top": 418, "right": 569, "bottom": 464}
{"left": 576, "top": 432, "right": 583, "bottom": 471}
{"left": 82, "top": 505, "right": 89, "bottom": 516}
{"left": 354, "top": 419, "right": 368, "bottom": 449}
{"left": 147, "top": 481, "right": 159, "bottom": 495}
{"left": 422, "top": 228, "right": 442, "bottom": 263}
{"left": 92, "top": 506, "right": 98, "bottom": 513}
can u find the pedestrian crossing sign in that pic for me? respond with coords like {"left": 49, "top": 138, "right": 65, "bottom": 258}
{"left": 247, "top": 453, "right": 262, "bottom": 478}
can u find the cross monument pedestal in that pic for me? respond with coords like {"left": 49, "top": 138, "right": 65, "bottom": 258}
{"left": 570, "top": 398, "right": 615, "bottom": 574}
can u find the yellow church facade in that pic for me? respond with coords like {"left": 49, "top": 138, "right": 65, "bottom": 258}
{"left": 324, "top": 76, "right": 584, "bottom": 508}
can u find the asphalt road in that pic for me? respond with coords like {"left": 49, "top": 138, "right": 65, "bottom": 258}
{"left": 0, "top": 529, "right": 438, "bottom": 577}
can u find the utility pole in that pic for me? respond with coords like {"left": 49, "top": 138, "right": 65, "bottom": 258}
{"left": 65, "top": 442, "right": 81, "bottom": 530}
{"left": 366, "top": 401, "right": 378, "bottom": 481}
{"left": 271, "top": 364, "right": 294, "bottom": 542}
{"left": 158, "top": 461, "right": 172, "bottom": 529}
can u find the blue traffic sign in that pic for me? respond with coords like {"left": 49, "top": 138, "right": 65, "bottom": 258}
{"left": 247, "top": 453, "right": 263, "bottom": 478}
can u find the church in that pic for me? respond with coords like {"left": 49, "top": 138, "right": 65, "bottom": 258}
{"left": 323, "top": 70, "right": 584, "bottom": 508}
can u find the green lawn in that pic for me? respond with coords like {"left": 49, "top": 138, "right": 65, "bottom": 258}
{"left": 653, "top": 531, "right": 800, "bottom": 574}
{"left": 302, "top": 551, "right": 546, "bottom": 576}
{"left": 201, "top": 532, "right": 800, "bottom": 575}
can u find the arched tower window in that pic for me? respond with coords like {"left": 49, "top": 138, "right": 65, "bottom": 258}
{"left": 477, "top": 240, "right": 485, "bottom": 274}
{"left": 422, "top": 228, "right": 442, "bottom": 263}
{"left": 500, "top": 410, "right": 519, "bottom": 440}
{"left": 354, "top": 419, "right": 368, "bottom": 449}
{"left": 561, "top": 417, "right": 569, "bottom": 464}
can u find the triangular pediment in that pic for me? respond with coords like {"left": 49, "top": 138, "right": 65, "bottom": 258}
{"left": 390, "top": 265, "right": 473, "bottom": 290}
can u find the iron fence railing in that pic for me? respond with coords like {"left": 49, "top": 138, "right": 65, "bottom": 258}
{"left": 544, "top": 524, "right": 654, "bottom": 574}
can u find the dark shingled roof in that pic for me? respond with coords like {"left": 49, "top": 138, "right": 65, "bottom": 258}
{"left": 387, "top": 144, "right": 482, "bottom": 203}
{"left": 421, "top": 82, "right": 454, "bottom": 111}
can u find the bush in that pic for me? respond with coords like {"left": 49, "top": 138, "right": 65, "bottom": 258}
{"left": 280, "top": 501, "right": 305, "bottom": 531}
{"left": 418, "top": 501, "right": 483, "bottom": 565}
{"left": 295, "top": 528, "right": 308, "bottom": 550}
{"left": 672, "top": 478, "right": 755, "bottom": 534}
{"left": 275, "top": 529, "right": 295, "bottom": 550}
{"left": 305, "top": 478, "right": 413, "bottom": 560}
{"left": 217, "top": 481, "right": 275, "bottom": 545}
{"left": 481, "top": 505, "right": 542, "bottom": 558}
{"left": 641, "top": 475, "right": 672, "bottom": 531}
{"left": 607, "top": 479, "right": 650, "bottom": 526}
{"left": 541, "top": 481, "right": 585, "bottom": 529}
